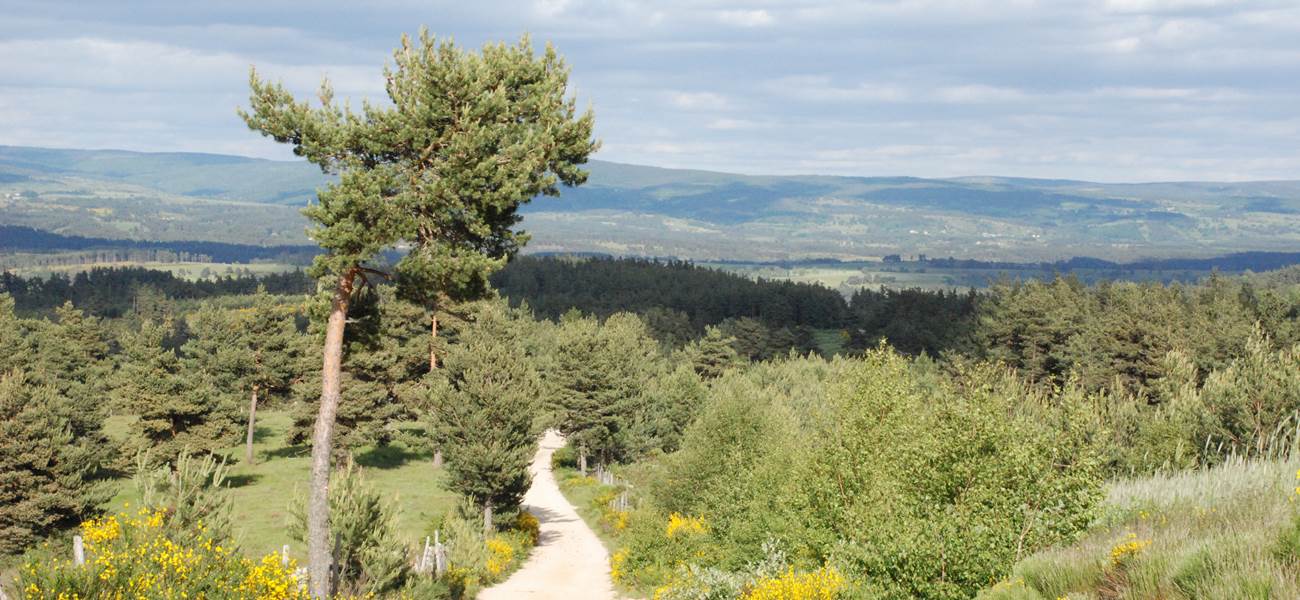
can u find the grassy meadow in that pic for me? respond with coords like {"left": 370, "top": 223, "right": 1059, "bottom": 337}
{"left": 102, "top": 410, "right": 456, "bottom": 559}
{"left": 982, "top": 457, "right": 1300, "bottom": 599}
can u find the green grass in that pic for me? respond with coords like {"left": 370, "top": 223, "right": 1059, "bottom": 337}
{"left": 102, "top": 410, "right": 458, "bottom": 560}
{"left": 9, "top": 261, "right": 300, "bottom": 280}
{"left": 979, "top": 458, "right": 1300, "bottom": 599}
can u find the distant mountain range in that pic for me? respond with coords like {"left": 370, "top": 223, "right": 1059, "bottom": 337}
{"left": 2, "top": 145, "right": 1298, "bottom": 262}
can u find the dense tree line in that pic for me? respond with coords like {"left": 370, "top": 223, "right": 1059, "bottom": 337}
{"left": 0, "top": 224, "right": 319, "bottom": 263}
{"left": 492, "top": 255, "right": 848, "bottom": 330}
{"left": 0, "top": 266, "right": 314, "bottom": 316}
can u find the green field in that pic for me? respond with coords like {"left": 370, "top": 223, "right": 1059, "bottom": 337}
{"left": 9, "top": 260, "right": 300, "bottom": 280}
{"left": 706, "top": 261, "right": 1222, "bottom": 294}
{"left": 103, "top": 411, "right": 456, "bottom": 559}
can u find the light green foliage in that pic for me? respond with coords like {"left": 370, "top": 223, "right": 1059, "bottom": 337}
{"left": 431, "top": 301, "right": 542, "bottom": 520}
{"left": 623, "top": 350, "right": 1104, "bottom": 599}
{"left": 982, "top": 458, "right": 1300, "bottom": 599}
{"left": 0, "top": 371, "right": 112, "bottom": 556}
{"left": 810, "top": 352, "right": 1103, "bottom": 599}
{"left": 1100, "top": 331, "right": 1300, "bottom": 472}
{"left": 133, "top": 449, "right": 235, "bottom": 545}
{"left": 289, "top": 462, "right": 411, "bottom": 596}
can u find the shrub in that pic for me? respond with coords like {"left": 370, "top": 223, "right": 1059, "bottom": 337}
{"left": 17, "top": 509, "right": 305, "bottom": 599}
{"left": 133, "top": 449, "right": 234, "bottom": 545}
{"left": 512, "top": 510, "right": 540, "bottom": 546}
{"left": 744, "top": 567, "right": 844, "bottom": 600}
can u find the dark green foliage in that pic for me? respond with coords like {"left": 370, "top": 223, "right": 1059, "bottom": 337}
{"left": 493, "top": 256, "right": 848, "bottom": 332}
{"left": 0, "top": 267, "right": 313, "bottom": 318}
{"left": 240, "top": 30, "right": 597, "bottom": 288}
{"left": 678, "top": 326, "right": 742, "bottom": 379}
{"left": 431, "top": 302, "right": 541, "bottom": 520}
{"left": 846, "top": 287, "right": 978, "bottom": 356}
{"left": 113, "top": 319, "right": 241, "bottom": 461}
{"left": 0, "top": 371, "right": 111, "bottom": 556}
{"left": 289, "top": 288, "right": 429, "bottom": 453}
{"left": 633, "top": 364, "right": 708, "bottom": 454}
{"left": 978, "top": 275, "right": 1298, "bottom": 392}
{"left": 184, "top": 290, "right": 302, "bottom": 405}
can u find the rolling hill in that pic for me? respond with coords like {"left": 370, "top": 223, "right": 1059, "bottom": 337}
{"left": 2, "top": 145, "right": 1299, "bottom": 262}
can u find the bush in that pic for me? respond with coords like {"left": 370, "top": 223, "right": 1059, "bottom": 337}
{"left": 628, "top": 350, "right": 1105, "bottom": 599}
{"left": 133, "top": 449, "right": 234, "bottom": 545}
{"left": 17, "top": 509, "right": 305, "bottom": 599}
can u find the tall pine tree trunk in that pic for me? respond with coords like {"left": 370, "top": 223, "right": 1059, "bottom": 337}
{"left": 307, "top": 269, "right": 355, "bottom": 599}
{"left": 483, "top": 501, "right": 494, "bottom": 536}
{"left": 430, "top": 313, "right": 443, "bottom": 469}
{"left": 244, "top": 384, "right": 259, "bottom": 465}
{"left": 579, "top": 449, "right": 587, "bottom": 477}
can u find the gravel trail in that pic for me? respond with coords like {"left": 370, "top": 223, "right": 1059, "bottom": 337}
{"left": 478, "top": 430, "right": 617, "bottom": 600}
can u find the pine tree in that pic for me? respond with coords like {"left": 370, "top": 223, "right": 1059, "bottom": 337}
{"left": 0, "top": 293, "right": 29, "bottom": 376}
{"left": 114, "top": 320, "right": 240, "bottom": 462}
{"left": 240, "top": 31, "right": 596, "bottom": 595}
{"left": 432, "top": 304, "right": 540, "bottom": 533}
{"left": 27, "top": 302, "right": 114, "bottom": 438}
{"left": 185, "top": 290, "right": 302, "bottom": 464}
{"left": 550, "top": 313, "right": 660, "bottom": 474}
{"left": 288, "top": 287, "right": 428, "bottom": 457}
{"left": 0, "top": 372, "right": 111, "bottom": 556}
{"left": 679, "top": 326, "right": 741, "bottom": 379}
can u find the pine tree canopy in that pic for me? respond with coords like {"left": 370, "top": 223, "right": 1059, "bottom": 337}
{"left": 239, "top": 29, "right": 598, "bottom": 291}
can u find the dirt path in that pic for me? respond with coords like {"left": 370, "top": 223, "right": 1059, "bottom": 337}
{"left": 479, "top": 430, "right": 617, "bottom": 600}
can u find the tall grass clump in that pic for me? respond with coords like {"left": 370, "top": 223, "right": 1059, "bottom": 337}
{"left": 981, "top": 456, "right": 1300, "bottom": 599}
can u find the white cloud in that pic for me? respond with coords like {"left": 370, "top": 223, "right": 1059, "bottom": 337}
{"left": 706, "top": 118, "right": 761, "bottom": 130}
{"left": 716, "top": 9, "right": 775, "bottom": 28}
{"left": 666, "top": 91, "right": 731, "bottom": 110}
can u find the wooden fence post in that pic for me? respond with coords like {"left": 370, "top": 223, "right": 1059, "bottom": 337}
{"left": 73, "top": 535, "right": 85, "bottom": 566}
{"left": 434, "top": 529, "right": 447, "bottom": 576}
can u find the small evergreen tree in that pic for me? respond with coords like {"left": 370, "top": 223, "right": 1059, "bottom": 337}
{"left": 679, "top": 326, "right": 740, "bottom": 379}
{"left": 114, "top": 319, "right": 240, "bottom": 461}
{"left": 0, "top": 372, "right": 111, "bottom": 556}
{"left": 432, "top": 304, "right": 541, "bottom": 533}
{"left": 551, "top": 312, "right": 660, "bottom": 473}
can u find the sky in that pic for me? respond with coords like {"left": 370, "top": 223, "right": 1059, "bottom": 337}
{"left": 1, "top": 0, "right": 1298, "bottom": 182}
